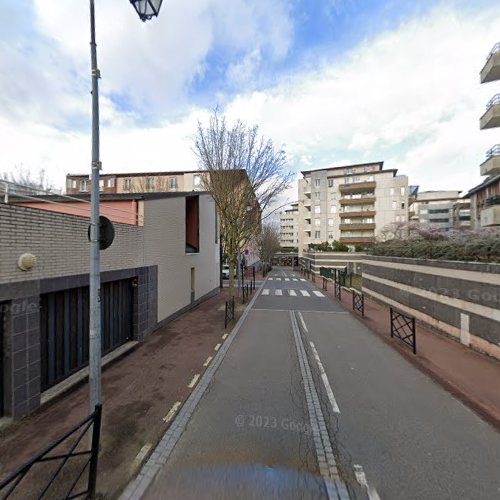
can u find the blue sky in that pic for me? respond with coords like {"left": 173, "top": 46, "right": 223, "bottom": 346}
{"left": 1, "top": 0, "right": 500, "bottom": 204}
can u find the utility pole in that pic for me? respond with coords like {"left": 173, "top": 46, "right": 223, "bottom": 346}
{"left": 88, "top": 0, "right": 102, "bottom": 413}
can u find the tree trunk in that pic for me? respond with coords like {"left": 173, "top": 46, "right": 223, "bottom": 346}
{"left": 228, "top": 254, "right": 236, "bottom": 299}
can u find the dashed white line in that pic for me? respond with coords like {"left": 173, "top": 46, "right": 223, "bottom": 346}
{"left": 203, "top": 356, "right": 213, "bottom": 367}
{"left": 354, "top": 464, "right": 381, "bottom": 500}
{"left": 289, "top": 290, "right": 297, "bottom": 296}
{"left": 222, "top": 334, "right": 228, "bottom": 340}
{"left": 310, "top": 342, "right": 340, "bottom": 414}
{"left": 262, "top": 289, "right": 270, "bottom": 296}
{"left": 313, "top": 291, "right": 325, "bottom": 297}
{"left": 131, "top": 443, "right": 152, "bottom": 470}
{"left": 275, "top": 289, "right": 283, "bottom": 296}
{"left": 275, "top": 278, "right": 282, "bottom": 281}
{"left": 188, "top": 374, "right": 200, "bottom": 388}
{"left": 300, "top": 278, "right": 306, "bottom": 282}
{"left": 301, "top": 290, "right": 310, "bottom": 297}
{"left": 268, "top": 277, "right": 274, "bottom": 281}
{"left": 292, "top": 278, "right": 298, "bottom": 281}
{"left": 214, "top": 343, "right": 221, "bottom": 351}
{"left": 162, "top": 402, "right": 181, "bottom": 423}
{"left": 285, "top": 278, "right": 290, "bottom": 281}
{"left": 297, "top": 312, "right": 308, "bottom": 332}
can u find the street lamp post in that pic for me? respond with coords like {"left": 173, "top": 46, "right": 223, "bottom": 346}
{"left": 88, "top": 0, "right": 162, "bottom": 414}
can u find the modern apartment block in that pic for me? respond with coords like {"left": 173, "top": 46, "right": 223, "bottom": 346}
{"left": 297, "top": 162, "right": 409, "bottom": 254}
{"left": 409, "top": 191, "right": 471, "bottom": 230}
{"left": 65, "top": 170, "right": 205, "bottom": 195}
{"left": 470, "top": 43, "right": 500, "bottom": 227}
{"left": 279, "top": 203, "right": 299, "bottom": 248}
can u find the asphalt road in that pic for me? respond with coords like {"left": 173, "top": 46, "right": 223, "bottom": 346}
{"left": 140, "top": 267, "right": 500, "bottom": 500}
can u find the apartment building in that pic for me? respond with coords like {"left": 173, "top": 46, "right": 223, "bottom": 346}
{"left": 470, "top": 43, "right": 500, "bottom": 227}
{"left": 279, "top": 203, "right": 299, "bottom": 248}
{"left": 65, "top": 170, "right": 205, "bottom": 195}
{"left": 297, "top": 162, "right": 409, "bottom": 255}
{"left": 409, "top": 191, "right": 471, "bottom": 230}
{"left": 1, "top": 192, "right": 219, "bottom": 419}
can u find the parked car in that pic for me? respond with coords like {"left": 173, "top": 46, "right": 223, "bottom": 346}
{"left": 222, "top": 264, "right": 237, "bottom": 279}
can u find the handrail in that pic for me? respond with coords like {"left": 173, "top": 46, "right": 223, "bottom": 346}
{"left": 486, "top": 94, "right": 500, "bottom": 109}
{"left": 486, "top": 144, "right": 500, "bottom": 159}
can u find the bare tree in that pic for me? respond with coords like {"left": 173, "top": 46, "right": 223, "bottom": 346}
{"left": 258, "top": 222, "right": 281, "bottom": 265}
{"left": 194, "top": 111, "right": 291, "bottom": 297}
{"left": 1, "top": 165, "right": 55, "bottom": 197}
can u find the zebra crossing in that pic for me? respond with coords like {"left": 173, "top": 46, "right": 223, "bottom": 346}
{"left": 268, "top": 278, "right": 306, "bottom": 282}
{"left": 260, "top": 288, "right": 325, "bottom": 298}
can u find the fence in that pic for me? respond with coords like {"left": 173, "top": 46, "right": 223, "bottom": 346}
{"left": 322, "top": 277, "right": 328, "bottom": 291}
{"left": 390, "top": 307, "right": 417, "bottom": 354}
{"left": 352, "top": 290, "right": 364, "bottom": 316}
{"left": 0, "top": 405, "right": 102, "bottom": 499}
{"left": 334, "top": 280, "right": 342, "bottom": 301}
{"left": 224, "top": 297, "right": 235, "bottom": 328}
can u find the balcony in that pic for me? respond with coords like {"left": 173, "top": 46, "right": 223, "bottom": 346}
{"left": 480, "top": 199, "right": 500, "bottom": 226}
{"left": 303, "top": 198, "right": 311, "bottom": 207}
{"left": 339, "top": 181, "right": 376, "bottom": 193}
{"left": 480, "top": 94, "right": 500, "bottom": 129}
{"left": 339, "top": 236, "right": 375, "bottom": 244}
{"left": 480, "top": 145, "right": 500, "bottom": 176}
{"left": 340, "top": 195, "right": 375, "bottom": 205}
{"left": 303, "top": 184, "right": 311, "bottom": 196}
{"left": 303, "top": 224, "right": 312, "bottom": 233}
{"left": 339, "top": 210, "right": 376, "bottom": 218}
{"left": 339, "top": 223, "right": 376, "bottom": 231}
{"left": 480, "top": 43, "right": 500, "bottom": 84}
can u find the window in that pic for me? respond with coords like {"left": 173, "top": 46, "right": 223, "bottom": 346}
{"left": 396, "top": 215, "right": 400, "bottom": 222}
{"left": 186, "top": 195, "right": 199, "bottom": 253}
{"left": 328, "top": 179, "right": 334, "bottom": 188}
{"left": 401, "top": 202, "right": 405, "bottom": 209}
{"left": 314, "top": 206, "right": 321, "bottom": 214}
{"left": 314, "top": 231, "right": 321, "bottom": 239}
{"left": 344, "top": 218, "right": 351, "bottom": 223}
{"left": 390, "top": 188, "right": 395, "bottom": 196}
{"left": 107, "top": 178, "right": 115, "bottom": 188}
{"left": 429, "top": 208, "right": 450, "bottom": 214}
{"left": 330, "top": 205, "right": 337, "bottom": 213}
{"left": 146, "top": 177, "right": 155, "bottom": 190}
{"left": 314, "top": 192, "right": 320, "bottom": 200}
{"left": 99, "top": 180, "right": 104, "bottom": 192}
{"left": 314, "top": 219, "right": 321, "bottom": 226}
{"left": 314, "top": 178, "right": 321, "bottom": 187}
{"left": 366, "top": 175, "right": 374, "bottom": 181}
{"left": 392, "top": 201, "right": 397, "bottom": 210}
{"left": 328, "top": 232, "right": 334, "bottom": 239}
{"left": 401, "top": 187, "right": 406, "bottom": 196}
{"left": 328, "top": 218, "right": 334, "bottom": 226}
{"left": 169, "top": 177, "right": 178, "bottom": 189}
{"left": 194, "top": 175, "right": 201, "bottom": 189}
{"left": 66, "top": 179, "right": 76, "bottom": 189}
{"left": 123, "top": 179, "right": 131, "bottom": 190}
{"left": 79, "top": 180, "right": 89, "bottom": 192}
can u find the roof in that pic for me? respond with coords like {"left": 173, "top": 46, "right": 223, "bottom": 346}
{"left": 66, "top": 170, "right": 201, "bottom": 178}
{"left": 9, "top": 191, "right": 211, "bottom": 203}
{"left": 464, "top": 175, "right": 500, "bottom": 198}
{"left": 301, "top": 161, "right": 385, "bottom": 176}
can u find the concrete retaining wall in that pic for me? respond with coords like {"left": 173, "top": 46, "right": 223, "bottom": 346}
{"left": 362, "top": 256, "right": 500, "bottom": 360}
{"left": 302, "top": 252, "right": 366, "bottom": 275}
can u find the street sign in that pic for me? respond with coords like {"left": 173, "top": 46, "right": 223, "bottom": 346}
{"left": 88, "top": 216, "right": 115, "bottom": 250}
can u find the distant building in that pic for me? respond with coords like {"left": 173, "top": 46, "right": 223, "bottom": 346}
{"left": 279, "top": 203, "right": 299, "bottom": 248}
{"left": 472, "top": 43, "right": 500, "bottom": 227}
{"left": 409, "top": 191, "right": 470, "bottom": 230}
{"left": 297, "top": 161, "right": 409, "bottom": 254}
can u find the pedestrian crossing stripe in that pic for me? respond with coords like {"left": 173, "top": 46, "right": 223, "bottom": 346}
{"left": 275, "top": 289, "right": 283, "bottom": 296}
{"left": 301, "top": 290, "right": 310, "bottom": 297}
{"left": 313, "top": 291, "right": 325, "bottom": 297}
{"left": 300, "top": 279, "right": 306, "bottom": 282}
{"left": 268, "top": 278, "right": 273, "bottom": 281}
{"left": 262, "top": 289, "right": 270, "bottom": 295}
{"left": 285, "top": 278, "right": 290, "bottom": 281}
{"left": 289, "top": 290, "right": 297, "bottom": 296}
{"left": 292, "top": 278, "right": 298, "bottom": 281}
{"left": 259, "top": 289, "right": 325, "bottom": 298}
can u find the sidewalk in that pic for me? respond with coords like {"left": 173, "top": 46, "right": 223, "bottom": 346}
{"left": 0, "top": 288, "right": 249, "bottom": 499}
{"left": 306, "top": 273, "right": 500, "bottom": 430}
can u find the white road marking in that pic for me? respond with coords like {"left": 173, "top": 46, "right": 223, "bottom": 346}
{"left": 289, "top": 290, "right": 297, "bottom": 296}
{"left": 163, "top": 402, "right": 181, "bottom": 423}
{"left": 297, "top": 312, "right": 308, "bottom": 332}
{"left": 354, "top": 464, "right": 381, "bottom": 500}
{"left": 214, "top": 343, "right": 221, "bottom": 351}
{"left": 310, "top": 342, "right": 340, "bottom": 413}
{"left": 285, "top": 278, "right": 290, "bottom": 281}
{"left": 188, "top": 374, "right": 200, "bottom": 388}
{"left": 268, "top": 277, "right": 273, "bottom": 281}
{"left": 275, "top": 278, "right": 282, "bottom": 281}
{"left": 313, "top": 291, "right": 325, "bottom": 297}
{"left": 262, "top": 289, "right": 270, "bottom": 296}
{"left": 203, "top": 356, "right": 213, "bottom": 367}
{"left": 275, "top": 289, "right": 283, "bottom": 296}
{"left": 300, "top": 278, "right": 306, "bottom": 282}
{"left": 131, "top": 443, "right": 152, "bottom": 469}
{"left": 222, "top": 334, "right": 228, "bottom": 340}
{"left": 251, "top": 309, "right": 349, "bottom": 314}
{"left": 292, "top": 278, "right": 298, "bottom": 281}
{"left": 301, "top": 290, "right": 310, "bottom": 297}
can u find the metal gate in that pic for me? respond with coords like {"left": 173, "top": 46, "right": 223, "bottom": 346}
{"left": 40, "top": 279, "right": 133, "bottom": 391}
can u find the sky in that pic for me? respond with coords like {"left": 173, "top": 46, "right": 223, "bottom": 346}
{"left": 1, "top": 0, "right": 500, "bottom": 209}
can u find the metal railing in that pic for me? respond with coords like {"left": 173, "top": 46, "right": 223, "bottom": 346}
{"left": 486, "top": 94, "right": 500, "bottom": 110}
{"left": 486, "top": 144, "right": 500, "bottom": 159}
{"left": 390, "top": 308, "right": 416, "bottom": 354}
{"left": 334, "top": 279, "right": 342, "bottom": 301}
{"left": 0, "top": 405, "right": 102, "bottom": 500}
{"left": 485, "top": 195, "right": 500, "bottom": 206}
{"left": 224, "top": 297, "right": 235, "bottom": 328}
{"left": 322, "top": 277, "right": 328, "bottom": 291}
{"left": 352, "top": 290, "right": 364, "bottom": 316}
